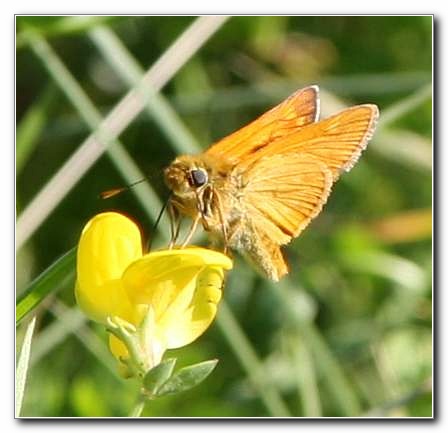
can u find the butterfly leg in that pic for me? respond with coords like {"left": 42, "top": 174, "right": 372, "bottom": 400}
{"left": 209, "top": 187, "right": 229, "bottom": 254}
{"left": 217, "top": 205, "right": 229, "bottom": 254}
{"left": 168, "top": 203, "right": 182, "bottom": 249}
{"left": 181, "top": 214, "right": 200, "bottom": 247}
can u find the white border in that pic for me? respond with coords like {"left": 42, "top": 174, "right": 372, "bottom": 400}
{"left": 8, "top": 5, "right": 440, "bottom": 432}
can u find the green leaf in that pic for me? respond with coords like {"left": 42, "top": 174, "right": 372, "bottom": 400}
{"left": 156, "top": 359, "right": 218, "bottom": 397}
{"left": 89, "top": 26, "right": 200, "bottom": 156}
{"left": 16, "top": 317, "right": 37, "bottom": 416}
{"left": 16, "top": 85, "right": 57, "bottom": 175}
{"left": 16, "top": 248, "right": 76, "bottom": 324}
{"left": 25, "top": 35, "right": 170, "bottom": 242}
{"left": 16, "top": 16, "right": 117, "bottom": 48}
{"left": 143, "top": 358, "right": 177, "bottom": 395}
{"left": 216, "top": 302, "right": 291, "bottom": 416}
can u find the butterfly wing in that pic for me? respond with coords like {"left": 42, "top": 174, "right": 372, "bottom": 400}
{"left": 235, "top": 104, "right": 378, "bottom": 280}
{"left": 241, "top": 153, "right": 333, "bottom": 245}
{"left": 205, "top": 86, "right": 319, "bottom": 164}
{"left": 237, "top": 153, "right": 332, "bottom": 280}
{"left": 238, "top": 104, "right": 379, "bottom": 180}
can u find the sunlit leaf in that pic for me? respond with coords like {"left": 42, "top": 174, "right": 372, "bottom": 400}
{"left": 156, "top": 359, "right": 218, "bottom": 397}
{"left": 16, "top": 248, "right": 76, "bottom": 324}
{"left": 143, "top": 358, "right": 176, "bottom": 395}
{"left": 16, "top": 317, "right": 36, "bottom": 416}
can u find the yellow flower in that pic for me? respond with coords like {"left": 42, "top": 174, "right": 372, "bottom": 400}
{"left": 75, "top": 212, "right": 232, "bottom": 373}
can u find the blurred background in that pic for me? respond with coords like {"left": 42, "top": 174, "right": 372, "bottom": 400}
{"left": 16, "top": 16, "right": 432, "bottom": 417}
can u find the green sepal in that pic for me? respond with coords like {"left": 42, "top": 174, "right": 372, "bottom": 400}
{"left": 155, "top": 359, "right": 218, "bottom": 397}
{"left": 143, "top": 358, "right": 177, "bottom": 396}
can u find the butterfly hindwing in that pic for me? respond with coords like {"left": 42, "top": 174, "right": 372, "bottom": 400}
{"left": 235, "top": 153, "right": 333, "bottom": 280}
{"left": 240, "top": 153, "right": 333, "bottom": 245}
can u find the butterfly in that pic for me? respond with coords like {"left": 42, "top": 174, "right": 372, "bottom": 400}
{"left": 164, "top": 85, "right": 379, "bottom": 281}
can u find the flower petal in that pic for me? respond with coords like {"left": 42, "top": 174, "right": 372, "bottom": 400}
{"left": 77, "top": 212, "right": 143, "bottom": 286}
{"left": 75, "top": 280, "right": 139, "bottom": 324}
{"left": 121, "top": 247, "right": 231, "bottom": 317}
{"left": 122, "top": 248, "right": 230, "bottom": 349}
{"left": 76, "top": 212, "right": 144, "bottom": 323}
{"left": 109, "top": 334, "right": 128, "bottom": 361}
{"left": 161, "top": 266, "right": 224, "bottom": 348}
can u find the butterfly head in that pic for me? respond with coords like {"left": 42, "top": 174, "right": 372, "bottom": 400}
{"left": 164, "top": 156, "right": 209, "bottom": 200}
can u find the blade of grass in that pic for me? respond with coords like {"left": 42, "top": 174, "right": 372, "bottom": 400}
{"left": 140, "top": 16, "right": 229, "bottom": 92}
{"left": 170, "top": 72, "right": 431, "bottom": 115}
{"left": 89, "top": 25, "right": 200, "bottom": 155}
{"left": 373, "top": 129, "right": 432, "bottom": 172}
{"left": 30, "top": 304, "right": 85, "bottom": 366}
{"left": 30, "top": 301, "right": 120, "bottom": 380}
{"left": 217, "top": 302, "right": 291, "bottom": 417}
{"left": 287, "top": 333, "right": 322, "bottom": 417}
{"left": 302, "top": 322, "right": 361, "bottom": 416}
{"left": 361, "top": 378, "right": 432, "bottom": 417}
{"left": 16, "top": 84, "right": 57, "bottom": 175}
{"left": 341, "top": 251, "right": 426, "bottom": 292}
{"left": 15, "top": 317, "right": 36, "bottom": 416}
{"left": 16, "top": 247, "right": 76, "bottom": 324}
{"left": 25, "top": 33, "right": 169, "bottom": 239}
{"left": 378, "top": 83, "right": 432, "bottom": 127}
{"left": 273, "top": 281, "right": 361, "bottom": 416}
{"left": 17, "top": 16, "right": 229, "bottom": 249}
{"left": 16, "top": 16, "right": 117, "bottom": 49}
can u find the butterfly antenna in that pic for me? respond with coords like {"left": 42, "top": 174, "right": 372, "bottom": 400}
{"left": 100, "top": 178, "right": 149, "bottom": 199}
{"left": 147, "top": 192, "right": 172, "bottom": 252}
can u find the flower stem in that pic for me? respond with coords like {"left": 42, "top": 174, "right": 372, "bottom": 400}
{"left": 129, "top": 394, "right": 146, "bottom": 417}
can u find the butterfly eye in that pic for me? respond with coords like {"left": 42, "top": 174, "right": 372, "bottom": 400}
{"left": 188, "top": 169, "right": 208, "bottom": 187}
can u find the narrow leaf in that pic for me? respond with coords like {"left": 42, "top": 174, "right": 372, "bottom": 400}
{"left": 156, "top": 359, "right": 218, "bottom": 397}
{"left": 16, "top": 85, "right": 56, "bottom": 174}
{"left": 15, "top": 317, "right": 36, "bottom": 416}
{"left": 143, "top": 358, "right": 176, "bottom": 394}
{"left": 16, "top": 247, "right": 76, "bottom": 324}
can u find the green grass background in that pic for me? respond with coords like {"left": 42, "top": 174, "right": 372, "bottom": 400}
{"left": 16, "top": 15, "right": 432, "bottom": 417}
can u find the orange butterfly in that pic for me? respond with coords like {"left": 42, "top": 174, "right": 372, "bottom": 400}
{"left": 164, "top": 86, "right": 379, "bottom": 281}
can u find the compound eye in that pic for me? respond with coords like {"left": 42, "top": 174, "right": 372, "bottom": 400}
{"left": 189, "top": 169, "right": 208, "bottom": 187}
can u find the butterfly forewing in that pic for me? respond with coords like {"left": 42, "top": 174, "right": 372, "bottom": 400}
{"left": 238, "top": 104, "right": 378, "bottom": 180}
{"left": 205, "top": 86, "right": 319, "bottom": 164}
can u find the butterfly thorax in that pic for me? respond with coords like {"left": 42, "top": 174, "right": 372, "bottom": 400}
{"left": 164, "top": 154, "right": 242, "bottom": 234}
